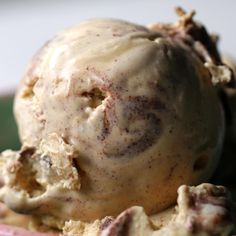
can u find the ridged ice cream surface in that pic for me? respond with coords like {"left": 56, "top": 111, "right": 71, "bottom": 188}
{"left": 0, "top": 15, "right": 230, "bottom": 226}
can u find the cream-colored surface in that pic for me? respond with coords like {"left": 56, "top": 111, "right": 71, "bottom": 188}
{"left": 0, "top": 202, "right": 30, "bottom": 228}
{"left": 0, "top": 18, "right": 226, "bottom": 223}
{"left": 63, "top": 184, "right": 235, "bottom": 236}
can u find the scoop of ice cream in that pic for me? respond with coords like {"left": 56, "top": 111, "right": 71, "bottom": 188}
{"left": 0, "top": 10, "right": 230, "bottom": 224}
{"left": 63, "top": 184, "right": 236, "bottom": 236}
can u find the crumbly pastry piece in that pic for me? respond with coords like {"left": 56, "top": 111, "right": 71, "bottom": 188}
{"left": 0, "top": 134, "right": 79, "bottom": 228}
{"left": 63, "top": 184, "right": 235, "bottom": 236}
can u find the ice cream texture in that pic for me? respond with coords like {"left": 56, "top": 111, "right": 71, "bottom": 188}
{"left": 0, "top": 7, "right": 233, "bottom": 229}
{"left": 63, "top": 184, "right": 235, "bottom": 236}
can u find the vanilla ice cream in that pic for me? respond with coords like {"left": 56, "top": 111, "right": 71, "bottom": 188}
{"left": 63, "top": 184, "right": 236, "bottom": 236}
{"left": 0, "top": 10, "right": 232, "bottom": 228}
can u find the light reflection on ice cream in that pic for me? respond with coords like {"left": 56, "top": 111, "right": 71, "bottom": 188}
{"left": 0, "top": 7, "right": 234, "bottom": 234}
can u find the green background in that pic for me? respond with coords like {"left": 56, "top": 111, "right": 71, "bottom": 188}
{"left": 0, "top": 96, "right": 20, "bottom": 152}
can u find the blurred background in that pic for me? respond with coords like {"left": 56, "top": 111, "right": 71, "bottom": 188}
{"left": 0, "top": 0, "right": 236, "bottom": 152}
